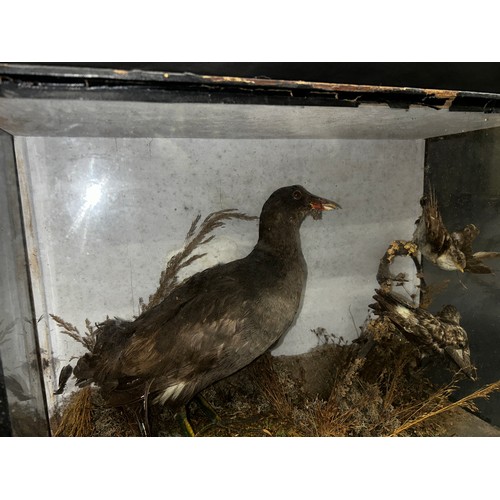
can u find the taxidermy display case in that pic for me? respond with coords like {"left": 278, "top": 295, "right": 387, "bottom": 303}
{"left": 1, "top": 64, "right": 499, "bottom": 436}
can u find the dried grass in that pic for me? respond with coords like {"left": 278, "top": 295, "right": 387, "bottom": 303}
{"left": 52, "top": 303, "right": 500, "bottom": 437}
{"left": 391, "top": 379, "right": 500, "bottom": 436}
{"left": 50, "top": 315, "right": 96, "bottom": 353}
{"left": 53, "top": 386, "right": 94, "bottom": 437}
{"left": 250, "top": 353, "right": 296, "bottom": 421}
{"left": 53, "top": 323, "right": 500, "bottom": 437}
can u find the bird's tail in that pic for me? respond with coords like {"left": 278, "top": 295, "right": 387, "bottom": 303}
{"left": 73, "top": 353, "right": 95, "bottom": 387}
{"left": 473, "top": 251, "right": 500, "bottom": 260}
{"left": 370, "top": 288, "right": 413, "bottom": 317}
{"left": 73, "top": 317, "right": 134, "bottom": 387}
{"left": 444, "top": 346, "right": 477, "bottom": 381}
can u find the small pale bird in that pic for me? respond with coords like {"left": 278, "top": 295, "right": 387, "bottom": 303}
{"left": 73, "top": 185, "right": 341, "bottom": 435}
{"left": 370, "top": 288, "right": 477, "bottom": 380}
{"left": 413, "top": 190, "right": 466, "bottom": 272}
{"left": 413, "top": 189, "right": 500, "bottom": 273}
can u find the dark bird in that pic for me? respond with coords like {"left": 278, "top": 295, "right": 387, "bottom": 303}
{"left": 413, "top": 189, "right": 466, "bottom": 272}
{"left": 370, "top": 288, "right": 477, "bottom": 380}
{"left": 413, "top": 189, "right": 500, "bottom": 273}
{"left": 74, "top": 185, "right": 341, "bottom": 435}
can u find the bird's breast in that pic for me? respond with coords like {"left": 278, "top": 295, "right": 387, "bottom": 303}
{"left": 247, "top": 257, "right": 307, "bottom": 338}
{"left": 436, "top": 253, "right": 461, "bottom": 271}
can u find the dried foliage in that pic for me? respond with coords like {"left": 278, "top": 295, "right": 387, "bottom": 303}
{"left": 53, "top": 318, "right": 500, "bottom": 437}
{"left": 250, "top": 353, "right": 296, "bottom": 421}
{"left": 140, "top": 209, "right": 257, "bottom": 313}
{"left": 391, "top": 379, "right": 500, "bottom": 436}
{"left": 53, "top": 386, "right": 94, "bottom": 437}
{"left": 50, "top": 315, "right": 96, "bottom": 353}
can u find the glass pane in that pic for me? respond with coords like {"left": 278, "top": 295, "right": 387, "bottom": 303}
{"left": 425, "top": 127, "right": 500, "bottom": 426}
{"left": 0, "top": 131, "right": 49, "bottom": 436}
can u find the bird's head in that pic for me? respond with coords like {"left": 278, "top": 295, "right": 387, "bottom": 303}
{"left": 436, "top": 246, "right": 466, "bottom": 272}
{"left": 463, "top": 223, "right": 480, "bottom": 240}
{"left": 437, "top": 304, "right": 461, "bottom": 325}
{"left": 261, "top": 185, "right": 341, "bottom": 226}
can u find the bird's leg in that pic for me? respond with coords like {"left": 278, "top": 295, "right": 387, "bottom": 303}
{"left": 141, "top": 379, "right": 154, "bottom": 437}
{"left": 194, "top": 394, "right": 221, "bottom": 424}
{"left": 175, "top": 406, "right": 196, "bottom": 437}
{"left": 136, "top": 412, "right": 149, "bottom": 437}
{"left": 174, "top": 396, "right": 221, "bottom": 436}
{"left": 125, "top": 379, "right": 157, "bottom": 437}
{"left": 125, "top": 403, "right": 149, "bottom": 437}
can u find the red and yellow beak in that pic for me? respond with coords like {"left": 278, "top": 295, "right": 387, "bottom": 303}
{"left": 310, "top": 197, "right": 342, "bottom": 211}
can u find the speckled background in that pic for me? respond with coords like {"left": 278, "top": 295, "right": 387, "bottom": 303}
{"left": 18, "top": 136, "right": 423, "bottom": 372}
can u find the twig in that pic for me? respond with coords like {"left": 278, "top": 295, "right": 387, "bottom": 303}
{"left": 391, "top": 379, "right": 500, "bottom": 436}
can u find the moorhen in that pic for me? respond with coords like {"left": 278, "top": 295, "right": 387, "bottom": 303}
{"left": 74, "top": 185, "right": 341, "bottom": 434}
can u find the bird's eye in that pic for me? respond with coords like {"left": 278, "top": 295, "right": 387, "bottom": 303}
{"left": 292, "top": 190, "right": 302, "bottom": 200}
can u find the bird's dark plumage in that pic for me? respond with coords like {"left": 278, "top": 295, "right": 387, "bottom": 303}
{"left": 370, "top": 288, "right": 476, "bottom": 380}
{"left": 74, "top": 185, "right": 340, "bottom": 413}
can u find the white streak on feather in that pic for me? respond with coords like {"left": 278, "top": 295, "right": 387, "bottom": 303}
{"left": 395, "top": 304, "right": 412, "bottom": 320}
{"left": 154, "top": 381, "right": 187, "bottom": 405}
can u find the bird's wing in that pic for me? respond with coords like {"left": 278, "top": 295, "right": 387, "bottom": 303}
{"left": 452, "top": 224, "right": 478, "bottom": 260}
{"left": 464, "top": 259, "right": 493, "bottom": 274}
{"left": 444, "top": 345, "right": 476, "bottom": 380}
{"left": 463, "top": 250, "right": 500, "bottom": 274}
{"left": 371, "top": 289, "right": 440, "bottom": 349}
{"left": 372, "top": 290, "right": 477, "bottom": 380}
{"left": 93, "top": 261, "right": 270, "bottom": 406}
{"left": 440, "top": 321, "right": 476, "bottom": 379}
{"left": 423, "top": 190, "right": 453, "bottom": 254}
